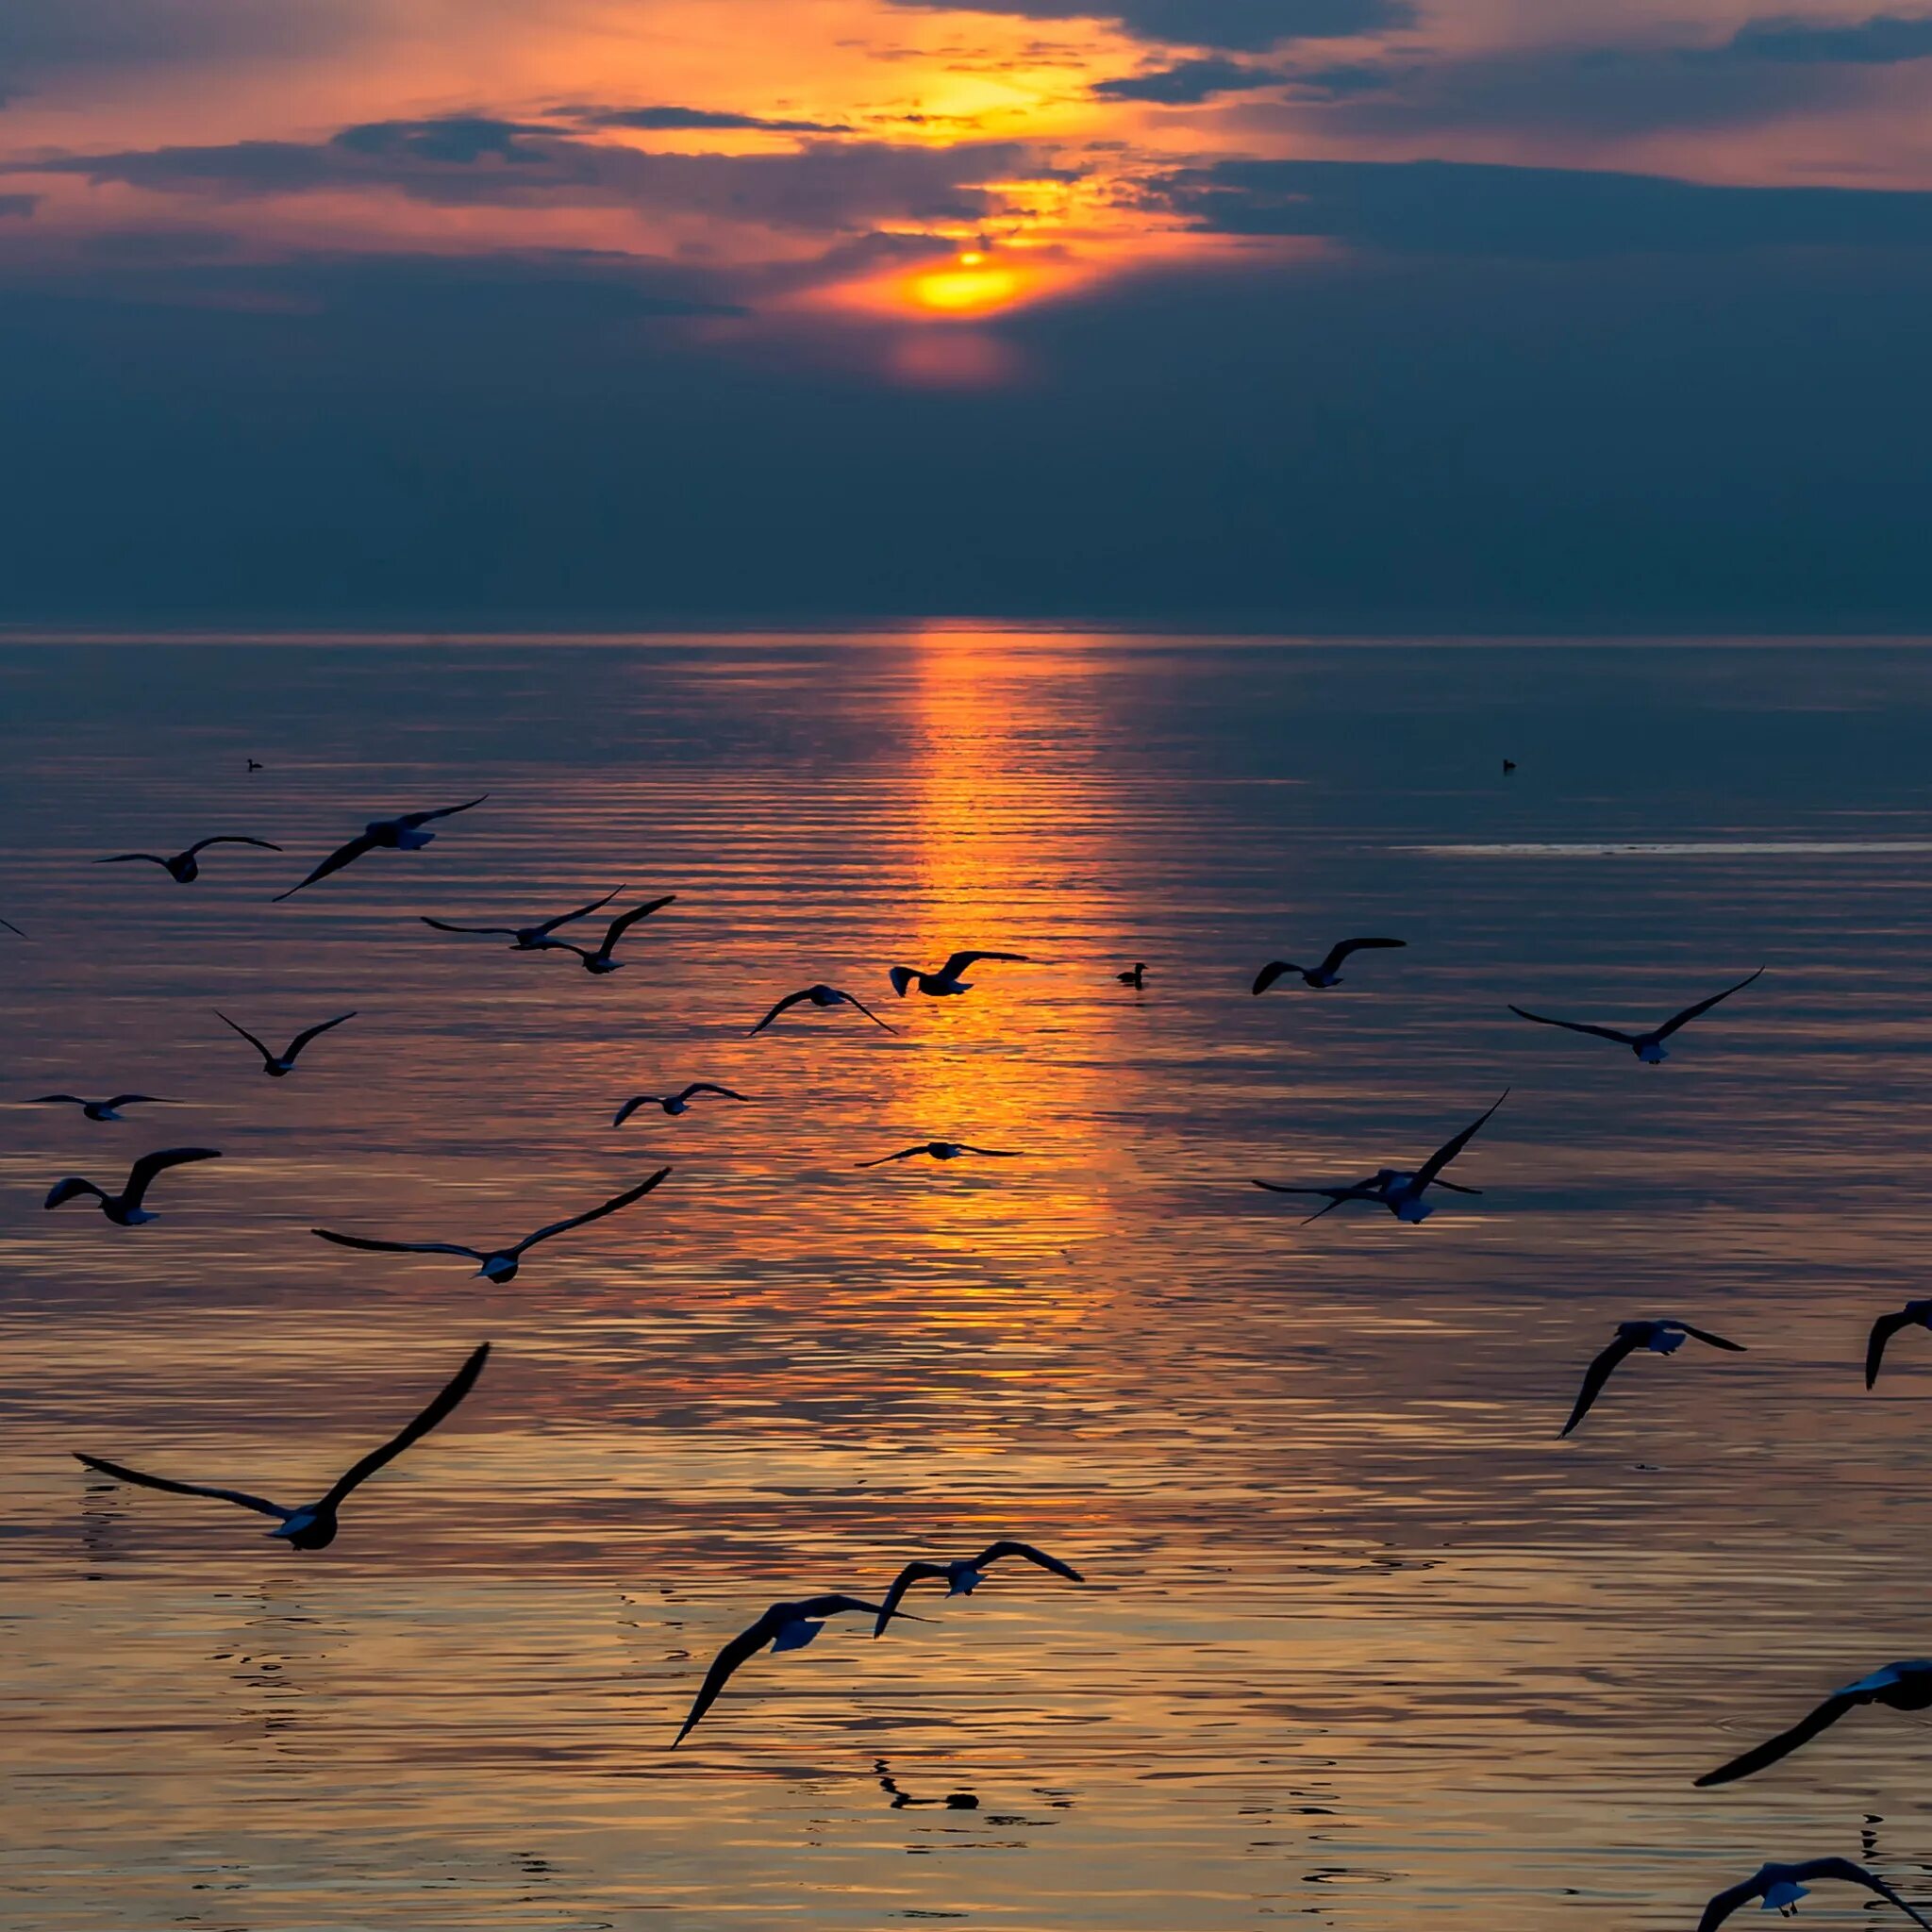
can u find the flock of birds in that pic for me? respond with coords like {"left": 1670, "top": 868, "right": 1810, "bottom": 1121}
{"left": 17, "top": 789, "right": 1932, "bottom": 1928}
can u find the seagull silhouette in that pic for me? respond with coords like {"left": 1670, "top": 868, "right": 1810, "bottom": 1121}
{"left": 44, "top": 1147, "right": 222, "bottom": 1224}
{"left": 545, "top": 895, "right": 676, "bottom": 974}
{"left": 1866, "top": 1300, "right": 1932, "bottom": 1387}
{"left": 1696, "top": 1661, "right": 1932, "bottom": 1788}
{"left": 613, "top": 1084, "right": 750, "bottom": 1125}
{"left": 1, "top": 916, "right": 25, "bottom": 938}
{"left": 273, "top": 795, "right": 487, "bottom": 901}
{"left": 1695, "top": 1857, "right": 1932, "bottom": 1931}
{"left": 422, "top": 885, "right": 624, "bottom": 950}
{"left": 1509, "top": 966, "right": 1764, "bottom": 1063}
{"left": 1118, "top": 962, "right": 1147, "bottom": 988}
{"left": 1253, "top": 938, "right": 1404, "bottom": 993}
{"left": 215, "top": 1009, "right": 358, "bottom": 1076}
{"left": 674, "top": 1594, "right": 892, "bottom": 1746}
{"left": 75, "top": 1342, "right": 489, "bottom": 1550}
{"left": 872, "top": 1541, "right": 1083, "bottom": 1636}
{"left": 887, "top": 950, "right": 1029, "bottom": 998}
{"left": 856, "top": 1141, "right": 1024, "bottom": 1168}
{"left": 97, "top": 835, "right": 282, "bottom": 883}
{"left": 33, "top": 1092, "right": 166, "bottom": 1123}
{"left": 749, "top": 985, "right": 895, "bottom": 1035}
{"left": 1252, "top": 1093, "right": 1506, "bottom": 1225}
{"left": 312, "top": 1168, "right": 669, "bottom": 1281}
{"left": 1559, "top": 1319, "right": 1745, "bottom": 1437}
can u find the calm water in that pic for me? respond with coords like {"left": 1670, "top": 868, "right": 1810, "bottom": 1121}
{"left": 6, "top": 634, "right": 1932, "bottom": 1931}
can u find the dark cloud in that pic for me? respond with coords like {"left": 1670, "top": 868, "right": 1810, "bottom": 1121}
{"left": 0, "top": 194, "right": 37, "bottom": 217}
{"left": 1091, "top": 51, "right": 1385, "bottom": 98}
{"left": 1731, "top": 11, "right": 1932, "bottom": 63}
{"left": 888, "top": 0, "right": 1411, "bottom": 54}
{"left": 564, "top": 104, "right": 853, "bottom": 134}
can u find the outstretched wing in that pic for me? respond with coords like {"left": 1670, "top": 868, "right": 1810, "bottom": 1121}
{"left": 122, "top": 1147, "right": 222, "bottom": 1209}
{"left": 1507, "top": 1005, "right": 1641, "bottom": 1046}
{"left": 873, "top": 1564, "right": 949, "bottom": 1636}
{"left": 320, "top": 1341, "right": 491, "bottom": 1507}
{"left": 674, "top": 1620, "right": 774, "bottom": 1746}
{"left": 33, "top": 1094, "right": 87, "bottom": 1107}
{"left": 1868, "top": 1308, "right": 1915, "bottom": 1389}
{"left": 1655, "top": 966, "right": 1765, "bottom": 1041}
{"left": 1560, "top": 1331, "right": 1640, "bottom": 1437}
{"left": 271, "top": 831, "right": 379, "bottom": 901}
{"left": 837, "top": 991, "right": 898, "bottom": 1032}
{"left": 797, "top": 1594, "right": 891, "bottom": 1620}
{"left": 857, "top": 1147, "right": 924, "bottom": 1168}
{"left": 214, "top": 1010, "right": 273, "bottom": 1060}
{"left": 958, "top": 1145, "right": 1024, "bottom": 1158}
{"left": 512, "top": 1166, "right": 672, "bottom": 1255}
{"left": 105, "top": 1094, "right": 163, "bottom": 1109}
{"left": 96, "top": 852, "right": 168, "bottom": 867}
{"left": 1677, "top": 1323, "right": 1746, "bottom": 1353}
{"left": 1315, "top": 936, "right": 1406, "bottom": 978}
{"left": 681, "top": 1084, "right": 748, "bottom": 1102}
{"left": 974, "top": 1540, "right": 1083, "bottom": 1581}
{"left": 0, "top": 916, "right": 26, "bottom": 937}
{"left": 1696, "top": 1876, "right": 1767, "bottom": 1932}
{"left": 186, "top": 836, "right": 282, "bottom": 856}
{"left": 937, "top": 950, "right": 1029, "bottom": 979}
{"left": 749, "top": 989, "right": 812, "bottom": 1035}
{"left": 284, "top": 1011, "right": 358, "bottom": 1061}
{"left": 312, "top": 1229, "right": 484, "bottom": 1260}
{"left": 44, "top": 1176, "right": 107, "bottom": 1209}
{"left": 422, "top": 917, "right": 516, "bottom": 937}
{"left": 1414, "top": 1091, "right": 1507, "bottom": 1191}
{"left": 74, "top": 1452, "right": 290, "bottom": 1521}
{"left": 1792, "top": 1859, "right": 1932, "bottom": 1932}
{"left": 598, "top": 893, "right": 676, "bottom": 951}
{"left": 528, "top": 884, "right": 625, "bottom": 937}
{"left": 394, "top": 793, "right": 489, "bottom": 830}
{"left": 1693, "top": 1693, "right": 1857, "bottom": 1787}
{"left": 612, "top": 1095, "right": 654, "bottom": 1127}
{"left": 1251, "top": 961, "right": 1296, "bottom": 995}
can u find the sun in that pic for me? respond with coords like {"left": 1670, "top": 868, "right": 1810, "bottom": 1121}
{"left": 904, "top": 251, "right": 1029, "bottom": 316}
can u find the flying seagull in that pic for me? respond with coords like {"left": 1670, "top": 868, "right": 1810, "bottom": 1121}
{"left": 872, "top": 1540, "right": 1083, "bottom": 1636}
{"left": 96, "top": 835, "right": 282, "bottom": 884}
{"left": 1253, "top": 938, "right": 1404, "bottom": 994}
{"left": 312, "top": 1167, "right": 670, "bottom": 1281}
{"left": 44, "top": 1147, "right": 222, "bottom": 1224}
{"left": 674, "top": 1594, "right": 891, "bottom": 1746}
{"left": 749, "top": 985, "right": 895, "bottom": 1036}
{"left": 33, "top": 1093, "right": 166, "bottom": 1123}
{"left": 546, "top": 895, "right": 676, "bottom": 974}
{"left": 1559, "top": 1318, "right": 1745, "bottom": 1437}
{"left": 613, "top": 1084, "right": 750, "bottom": 1125}
{"left": 1508, "top": 966, "right": 1764, "bottom": 1064}
{"left": 1866, "top": 1300, "right": 1932, "bottom": 1388}
{"left": 857, "top": 1141, "right": 1024, "bottom": 1168}
{"left": 1695, "top": 1858, "right": 1932, "bottom": 1931}
{"left": 273, "top": 795, "right": 487, "bottom": 901}
{"left": 74, "top": 1341, "right": 489, "bottom": 1550}
{"left": 1696, "top": 1661, "right": 1932, "bottom": 1788}
{"left": 1252, "top": 1092, "right": 1506, "bottom": 1225}
{"left": 887, "top": 950, "right": 1029, "bottom": 998}
{"left": 1118, "top": 962, "right": 1146, "bottom": 988}
{"left": 215, "top": 1009, "right": 358, "bottom": 1077}
{"left": 422, "top": 884, "right": 624, "bottom": 950}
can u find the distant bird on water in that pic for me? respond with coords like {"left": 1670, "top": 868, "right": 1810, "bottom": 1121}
{"left": 33, "top": 1092, "right": 166, "bottom": 1123}
{"left": 246, "top": 758, "right": 263, "bottom": 772}
{"left": 546, "top": 895, "right": 676, "bottom": 974}
{"left": 674, "top": 1595, "right": 892, "bottom": 1746}
{"left": 873, "top": 1541, "right": 1083, "bottom": 1636}
{"left": 1508, "top": 966, "right": 1764, "bottom": 1064}
{"left": 749, "top": 984, "right": 895, "bottom": 1035}
{"left": 74, "top": 1341, "right": 489, "bottom": 1550}
{"left": 97, "top": 835, "right": 282, "bottom": 884}
{"left": 423, "top": 885, "right": 624, "bottom": 950}
{"left": 1253, "top": 1092, "right": 1506, "bottom": 1225}
{"left": 273, "top": 794, "right": 487, "bottom": 901}
{"left": 1694, "top": 1858, "right": 1932, "bottom": 1931}
{"left": 1502, "top": 758, "right": 1516, "bottom": 774}
{"left": 1118, "top": 962, "right": 1146, "bottom": 989}
{"left": 613, "top": 1084, "right": 749, "bottom": 1125}
{"left": 888, "top": 949, "right": 1029, "bottom": 998}
{"left": 313, "top": 1167, "right": 669, "bottom": 1282}
{"left": 857, "top": 1141, "right": 1024, "bottom": 1168}
{"left": 1865, "top": 1300, "right": 1932, "bottom": 1387}
{"left": 216, "top": 1009, "right": 358, "bottom": 1077}
{"left": 44, "top": 1147, "right": 222, "bottom": 1224}
{"left": 1253, "top": 938, "right": 1405, "bottom": 993}
{"left": 1695, "top": 1660, "right": 1932, "bottom": 1788}
{"left": 1559, "top": 1318, "right": 1745, "bottom": 1437}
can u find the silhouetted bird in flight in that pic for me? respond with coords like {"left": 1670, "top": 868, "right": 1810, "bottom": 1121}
{"left": 313, "top": 1168, "right": 669, "bottom": 1282}
{"left": 216, "top": 1009, "right": 358, "bottom": 1076}
{"left": 1559, "top": 1319, "right": 1745, "bottom": 1437}
{"left": 749, "top": 984, "right": 895, "bottom": 1035}
{"left": 888, "top": 949, "right": 1029, "bottom": 998}
{"left": 274, "top": 795, "right": 487, "bottom": 900}
{"left": 1508, "top": 966, "right": 1764, "bottom": 1064}
{"left": 97, "top": 835, "right": 282, "bottom": 883}
{"left": 856, "top": 1141, "right": 1024, "bottom": 1168}
{"left": 1253, "top": 1093, "right": 1505, "bottom": 1224}
{"left": 1253, "top": 938, "right": 1405, "bottom": 993}
{"left": 546, "top": 895, "right": 676, "bottom": 974}
{"left": 33, "top": 1092, "right": 165, "bottom": 1123}
{"left": 613, "top": 1084, "right": 750, "bottom": 1125}
{"left": 873, "top": 1541, "right": 1083, "bottom": 1636}
{"left": 675, "top": 1595, "right": 892, "bottom": 1746}
{"left": 1118, "top": 962, "right": 1146, "bottom": 988}
{"left": 422, "top": 885, "right": 624, "bottom": 950}
{"left": 74, "top": 1342, "right": 489, "bottom": 1551}
{"left": 1695, "top": 1660, "right": 1932, "bottom": 1788}
{"left": 1694, "top": 1858, "right": 1932, "bottom": 1931}
{"left": 1865, "top": 1300, "right": 1932, "bottom": 1387}
{"left": 44, "top": 1147, "right": 222, "bottom": 1224}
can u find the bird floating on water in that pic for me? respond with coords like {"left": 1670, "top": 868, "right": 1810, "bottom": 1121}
{"left": 546, "top": 895, "right": 676, "bottom": 974}
{"left": 246, "top": 758, "right": 263, "bottom": 772}
{"left": 97, "top": 835, "right": 282, "bottom": 883}
{"left": 1118, "top": 961, "right": 1146, "bottom": 988}
{"left": 1252, "top": 938, "right": 1405, "bottom": 994}
{"left": 1559, "top": 1319, "right": 1745, "bottom": 1437}
{"left": 1252, "top": 1093, "right": 1506, "bottom": 1225}
{"left": 44, "top": 1147, "right": 222, "bottom": 1224}
{"left": 873, "top": 1540, "right": 1083, "bottom": 1636}
{"left": 749, "top": 984, "right": 895, "bottom": 1035}
{"left": 674, "top": 1594, "right": 892, "bottom": 1746}
{"left": 1695, "top": 1660, "right": 1932, "bottom": 1788}
{"left": 422, "top": 885, "right": 624, "bottom": 951}
{"left": 216, "top": 1009, "right": 358, "bottom": 1077}
{"left": 887, "top": 950, "right": 1029, "bottom": 998}
{"left": 313, "top": 1168, "right": 669, "bottom": 1281}
{"left": 1508, "top": 966, "right": 1764, "bottom": 1064}
{"left": 75, "top": 1342, "right": 489, "bottom": 1550}
{"left": 1865, "top": 1300, "right": 1932, "bottom": 1387}
{"left": 857, "top": 1141, "right": 1024, "bottom": 1169}
{"left": 1694, "top": 1857, "right": 1932, "bottom": 1931}
{"left": 33, "top": 1092, "right": 166, "bottom": 1123}
{"left": 613, "top": 1084, "right": 750, "bottom": 1125}
{"left": 273, "top": 795, "right": 488, "bottom": 901}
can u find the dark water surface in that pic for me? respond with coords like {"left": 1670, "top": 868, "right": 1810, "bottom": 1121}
{"left": 6, "top": 634, "right": 1932, "bottom": 1930}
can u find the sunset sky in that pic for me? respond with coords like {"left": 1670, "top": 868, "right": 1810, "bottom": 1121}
{"left": 4, "top": 0, "right": 1930, "bottom": 625}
